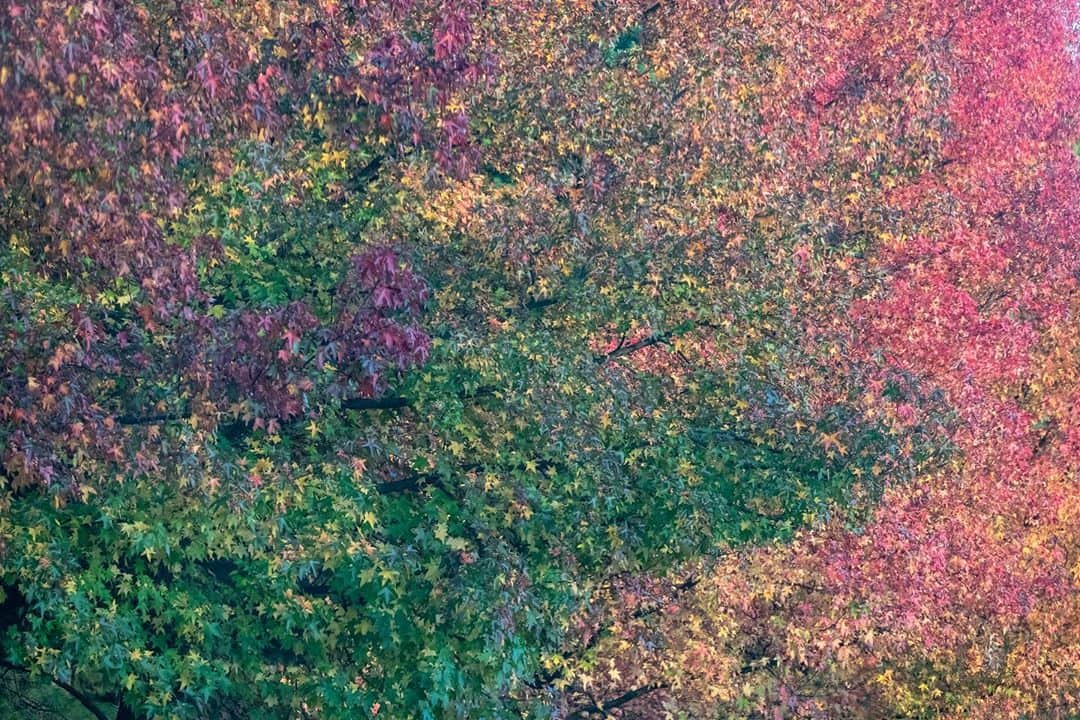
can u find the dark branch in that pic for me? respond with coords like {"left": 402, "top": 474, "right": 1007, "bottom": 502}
{"left": 349, "top": 154, "right": 384, "bottom": 191}
{"left": 566, "top": 683, "right": 666, "bottom": 719}
{"left": 116, "top": 385, "right": 498, "bottom": 432}
{"left": 374, "top": 465, "right": 474, "bottom": 495}
{"left": 0, "top": 661, "right": 110, "bottom": 720}
{"left": 341, "top": 395, "right": 411, "bottom": 411}
{"left": 375, "top": 457, "right": 561, "bottom": 496}
{"left": 596, "top": 332, "right": 670, "bottom": 364}
{"left": 522, "top": 296, "right": 563, "bottom": 312}
{"left": 51, "top": 676, "right": 110, "bottom": 720}
{"left": 374, "top": 474, "right": 436, "bottom": 494}
{"left": 596, "top": 319, "right": 717, "bottom": 364}
{"left": 631, "top": 575, "right": 699, "bottom": 619}
{"left": 115, "top": 412, "right": 179, "bottom": 426}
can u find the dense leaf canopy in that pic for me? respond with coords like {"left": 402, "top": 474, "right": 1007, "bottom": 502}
{"left": 2, "top": 0, "right": 1079, "bottom": 718}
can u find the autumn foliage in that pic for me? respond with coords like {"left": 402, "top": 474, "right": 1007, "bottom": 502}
{"left": 2, "top": 0, "right": 1079, "bottom": 718}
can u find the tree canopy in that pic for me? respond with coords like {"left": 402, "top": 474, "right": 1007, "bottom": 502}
{"left": 2, "top": 0, "right": 1079, "bottom": 718}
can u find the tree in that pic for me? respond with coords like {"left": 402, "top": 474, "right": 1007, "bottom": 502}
{"left": 545, "top": 0, "right": 1080, "bottom": 717}
{"left": 2, "top": 0, "right": 1078, "bottom": 718}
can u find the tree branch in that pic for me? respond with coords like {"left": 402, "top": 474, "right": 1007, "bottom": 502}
{"left": 341, "top": 395, "right": 411, "bottom": 411}
{"left": 374, "top": 473, "right": 439, "bottom": 494}
{"left": 596, "top": 332, "right": 670, "bottom": 364}
{"left": 115, "top": 412, "right": 179, "bottom": 426}
{"left": 52, "top": 675, "right": 110, "bottom": 720}
{"left": 630, "top": 575, "right": 699, "bottom": 619}
{"left": 595, "top": 320, "right": 717, "bottom": 365}
{"left": 566, "top": 683, "right": 666, "bottom": 719}
{"left": 0, "top": 661, "right": 110, "bottom": 720}
{"left": 349, "top": 154, "right": 384, "bottom": 191}
{"left": 118, "top": 384, "right": 499, "bottom": 430}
